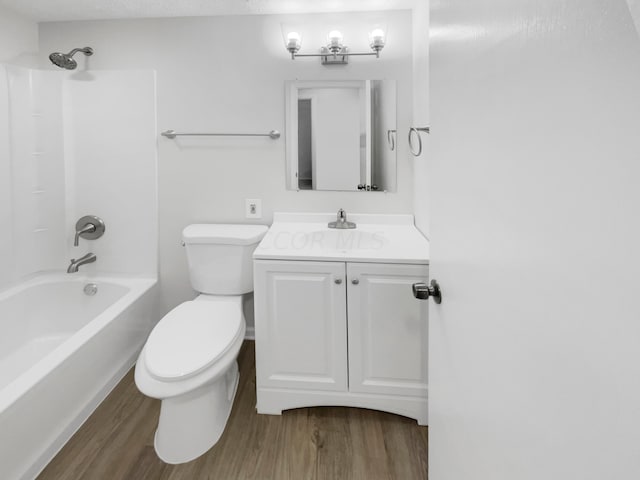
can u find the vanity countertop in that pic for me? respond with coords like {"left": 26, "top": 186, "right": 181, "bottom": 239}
{"left": 253, "top": 213, "right": 429, "bottom": 264}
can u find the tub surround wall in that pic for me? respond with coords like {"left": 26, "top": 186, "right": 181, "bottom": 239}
{"left": 38, "top": 11, "right": 414, "bottom": 316}
{"left": 0, "top": 66, "right": 66, "bottom": 291}
{"left": 0, "top": 67, "right": 158, "bottom": 291}
{"left": 0, "top": 6, "right": 40, "bottom": 291}
{"left": 63, "top": 70, "right": 158, "bottom": 277}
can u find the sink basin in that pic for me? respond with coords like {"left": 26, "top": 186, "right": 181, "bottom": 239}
{"left": 304, "top": 229, "right": 387, "bottom": 251}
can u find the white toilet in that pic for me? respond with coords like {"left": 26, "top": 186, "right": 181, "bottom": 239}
{"left": 135, "top": 223, "right": 267, "bottom": 464}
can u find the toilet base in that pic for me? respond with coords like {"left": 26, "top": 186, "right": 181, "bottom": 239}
{"left": 153, "top": 361, "right": 239, "bottom": 464}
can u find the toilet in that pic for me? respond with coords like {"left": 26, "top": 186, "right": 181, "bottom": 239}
{"left": 135, "top": 223, "right": 268, "bottom": 464}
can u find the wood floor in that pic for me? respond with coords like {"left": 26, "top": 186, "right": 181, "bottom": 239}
{"left": 38, "top": 341, "right": 428, "bottom": 480}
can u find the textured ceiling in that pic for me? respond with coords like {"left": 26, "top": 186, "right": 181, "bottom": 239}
{"left": 0, "top": 0, "right": 416, "bottom": 22}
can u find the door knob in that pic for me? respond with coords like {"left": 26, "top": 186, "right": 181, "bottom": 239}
{"left": 412, "top": 280, "right": 442, "bottom": 304}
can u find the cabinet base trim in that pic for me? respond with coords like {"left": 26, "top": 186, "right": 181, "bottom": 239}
{"left": 256, "top": 387, "right": 428, "bottom": 425}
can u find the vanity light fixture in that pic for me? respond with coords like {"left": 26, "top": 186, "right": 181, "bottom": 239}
{"left": 285, "top": 28, "right": 386, "bottom": 65}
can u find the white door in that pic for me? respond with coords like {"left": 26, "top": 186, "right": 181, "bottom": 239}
{"left": 428, "top": 1, "right": 640, "bottom": 479}
{"left": 346, "top": 262, "right": 428, "bottom": 400}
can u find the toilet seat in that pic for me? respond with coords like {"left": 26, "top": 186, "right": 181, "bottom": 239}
{"left": 144, "top": 300, "right": 242, "bottom": 382}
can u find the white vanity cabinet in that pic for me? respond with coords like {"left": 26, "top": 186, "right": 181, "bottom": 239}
{"left": 254, "top": 259, "right": 429, "bottom": 425}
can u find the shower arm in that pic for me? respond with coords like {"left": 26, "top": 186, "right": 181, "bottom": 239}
{"left": 67, "top": 47, "right": 93, "bottom": 57}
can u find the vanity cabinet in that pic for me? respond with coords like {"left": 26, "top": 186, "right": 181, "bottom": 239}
{"left": 254, "top": 259, "right": 428, "bottom": 425}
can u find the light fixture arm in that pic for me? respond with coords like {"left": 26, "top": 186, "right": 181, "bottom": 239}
{"left": 292, "top": 46, "right": 382, "bottom": 65}
{"left": 292, "top": 52, "right": 380, "bottom": 58}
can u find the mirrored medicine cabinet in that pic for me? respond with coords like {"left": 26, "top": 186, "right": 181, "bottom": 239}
{"left": 285, "top": 80, "right": 397, "bottom": 192}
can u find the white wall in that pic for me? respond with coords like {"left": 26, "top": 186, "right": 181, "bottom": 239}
{"left": 412, "top": 0, "right": 429, "bottom": 237}
{"left": 38, "top": 11, "right": 414, "bottom": 315}
{"left": 0, "top": 5, "right": 38, "bottom": 67}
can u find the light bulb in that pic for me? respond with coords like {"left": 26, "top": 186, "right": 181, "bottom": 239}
{"left": 369, "top": 28, "right": 386, "bottom": 50}
{"left": 328, "top": 30, "right": 343, "bottom": 48}
{"left": 286, "top": 31, "right": 301, "bottom": 52}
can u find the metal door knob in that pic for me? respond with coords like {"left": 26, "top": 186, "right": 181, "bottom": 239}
{"left": 335, "top": 278, "right": 343, "bottom": 285}
{"left": 412, "top": 280, "right": 442, "bottom": 304}
{"left": 352, "top": 279, "right": 359, "bottom": 285}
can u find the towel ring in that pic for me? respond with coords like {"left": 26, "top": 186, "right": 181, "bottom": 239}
{"left": 387, "top": 129, "right": 396, "bottom": 151}
{"left": 409, "top": 126, "right": 430, "bottom": 156}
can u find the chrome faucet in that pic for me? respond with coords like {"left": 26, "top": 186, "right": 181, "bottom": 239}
{"left": 67, "top": 252, "right": 96, "bottom": 273}
{"left": 328, "top": 208, "right": 356, "bottom": 229}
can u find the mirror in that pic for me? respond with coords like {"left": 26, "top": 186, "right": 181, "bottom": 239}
{"left": 285, "top": 80, "right": 397, "bottom": 192}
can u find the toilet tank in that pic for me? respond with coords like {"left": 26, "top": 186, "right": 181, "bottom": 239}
{"left": 182, "top": 224, "right": 268, "bottom": 295}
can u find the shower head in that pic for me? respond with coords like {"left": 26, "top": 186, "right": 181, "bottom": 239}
{"left": 49, "top": 47, "right": 94, "bottom": 70}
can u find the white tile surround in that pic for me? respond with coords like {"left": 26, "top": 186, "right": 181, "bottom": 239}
{"left": 0, "top": 64, "right": 157, "bottom": 290}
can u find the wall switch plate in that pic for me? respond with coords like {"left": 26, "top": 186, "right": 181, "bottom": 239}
{"left": 245, "top": 198, "right": 262, "bottom": 219}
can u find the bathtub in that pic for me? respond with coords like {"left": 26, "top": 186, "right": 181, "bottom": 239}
{"left": 0, "top": 273, "right": 157, "bottom": 480}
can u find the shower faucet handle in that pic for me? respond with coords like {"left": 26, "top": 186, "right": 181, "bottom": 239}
{"left": 74, "top": 215, "right": 106, "bottom": 246}
{"left": 74, "top": 223, "right": 96, "bottom": 246}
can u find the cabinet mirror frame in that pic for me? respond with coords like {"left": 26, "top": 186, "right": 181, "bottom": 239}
{"left": 285, "top": 80, "right": 397, "bottom": 193}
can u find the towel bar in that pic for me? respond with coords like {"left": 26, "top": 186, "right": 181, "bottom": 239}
{"left": 161, "top": 129, "right": 281, "bottom": 140}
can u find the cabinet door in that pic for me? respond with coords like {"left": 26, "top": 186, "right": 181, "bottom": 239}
{"left": 254, "top": 260, "right": 347, "bottom": 392}
{"left": 347, "top": 262, "right": 428, "bottom": 397}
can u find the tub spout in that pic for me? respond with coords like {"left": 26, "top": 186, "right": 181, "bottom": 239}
{"left": 67, "top": 252, "right": 96, "bottom": 273}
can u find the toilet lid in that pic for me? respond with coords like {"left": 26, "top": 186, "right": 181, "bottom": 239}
{"left": 144, "top": 300, "right": 242, "bottom": 381}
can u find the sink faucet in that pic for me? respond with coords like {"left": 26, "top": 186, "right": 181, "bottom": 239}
{"left": 67, "top": 252, "right": 96, "bottom": 273}
{"left": 328, "top": 208, "right": 356, "bottom": 229}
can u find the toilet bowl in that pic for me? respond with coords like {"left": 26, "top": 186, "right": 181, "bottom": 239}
{"left": 134, "top": 223, "right": 267, "bottom": 464}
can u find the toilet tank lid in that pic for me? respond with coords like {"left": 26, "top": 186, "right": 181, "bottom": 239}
{"left": 183, "top": 224, "right": 268, "bottom": 245}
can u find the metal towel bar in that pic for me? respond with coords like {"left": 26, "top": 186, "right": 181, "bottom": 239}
{"left": 161, "top": 129, "right": 281, "bottom": 140}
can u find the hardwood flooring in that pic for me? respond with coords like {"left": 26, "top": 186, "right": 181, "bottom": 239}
{"left": 38, "top": 341, "right": 428, "bottom": 480}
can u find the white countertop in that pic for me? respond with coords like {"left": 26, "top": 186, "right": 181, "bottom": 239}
{"left": 253, "top": 213, "right": 429, "bottom": 264}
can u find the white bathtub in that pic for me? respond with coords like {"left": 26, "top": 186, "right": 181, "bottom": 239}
{"left": 0, "top": 273, "right": 157, "bottom": 480}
